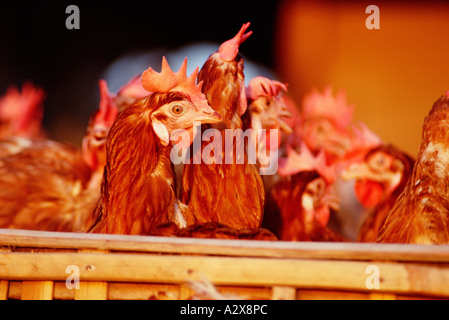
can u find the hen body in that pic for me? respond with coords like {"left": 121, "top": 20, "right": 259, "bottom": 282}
{"left": 88, "top": 95, "right": 180, "bottom": 234}
{"left": 0, "top": 80, "right": 117, "bottom": 232}
{"left": 181, "top": 24, "right": 264, "bottom": 230}
{"left": 377, "top": 94, "right": 449, "bottom": 244}
{"left": 87, "top": 60, "right": 222, "bottom": 235}
{"left": 0, "top": 139, "right": 96, "bottom": 231}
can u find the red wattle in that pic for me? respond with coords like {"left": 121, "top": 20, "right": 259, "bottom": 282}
{"left": 355, "top": 179, "right": 384, "bottom": 209}
{"left": 316, "top": 205, "right": 330, "bottom": 227}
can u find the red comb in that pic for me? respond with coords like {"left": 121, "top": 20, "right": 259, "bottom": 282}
{"left": 17, "top": 82, "right": 46, "bottom": 132}
{"left": 302, "top": 86, "right": 354, "bottom": 130}
{"left": 445, "top": 90, "right": 449, "bottom": 98}
{"left": 0, "top": 82, "right": 46, "bottom": 133}
{"left": 278, "top": 142, "right": 336, "bottom": 183}
{"left": 141, "top": 56, "right": 207, "bottom": 106}
{"left": 218, "top": 22, "right": 253, "bottom": 62}
{"left": 96, "top": 79, "right": 118, "bottom": 127}
{"left": 246, "top": 76, "right": 288, "bottom": 101}
{"left": 142, "top": 56, "right": 184, "bottom": 93}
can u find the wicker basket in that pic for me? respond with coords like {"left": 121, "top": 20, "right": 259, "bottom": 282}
{"left": 0, "top": 228, "right": 448, "bottom": 300}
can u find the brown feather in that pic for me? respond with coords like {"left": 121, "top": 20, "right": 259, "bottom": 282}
{"left": 181, "top": 52, "right": 264, "bottom": 230}
{"left": 377, "top": 95, "right": 449, "bottom": 244}
{"left": 0, "top": 139, "right": 96, "bottom": 231}
{"left": 87, "top": 92, "right": 194, "bottom": 234}
{"left": 198, "top": 53, "right": 243, "bottom": 130}
{"left": 271, "top": 171, "right": 345, "bottom": 242}
{"left": 150, "top": 221, "right": 277, "bottom": 241}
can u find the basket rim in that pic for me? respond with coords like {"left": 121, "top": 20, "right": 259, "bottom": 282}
{"left": 1, "top": 228, "right": 449, "bottom": 262}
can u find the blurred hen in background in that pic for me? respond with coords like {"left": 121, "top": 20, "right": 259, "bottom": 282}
{"left": 0, "top": 80, "right": 118, "bottom": 231}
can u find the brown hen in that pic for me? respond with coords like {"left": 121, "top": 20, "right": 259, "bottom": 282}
{"left": 181, "top": 23, "right": 265, "bottom": 230}
{"left": 271, "top": 171, "right": 343, "bottom": 241}
{"left": 87, "top": 58, "right": 222, "bottom": 235}
{"left": 0, "top": 80, "right": 117, "bottom": 231}
{"left": 377, "top": 93, "right": 449, "bottom": 244}
{"left": 342, "top": 144, "right": 414, "bottom": 242}
{"left": 268, "top": 144, "right": 343, "bottom": 241}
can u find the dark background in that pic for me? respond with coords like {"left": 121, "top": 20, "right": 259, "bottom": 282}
{"left": 0, "top": 0, "right": 279, "bottom": 144}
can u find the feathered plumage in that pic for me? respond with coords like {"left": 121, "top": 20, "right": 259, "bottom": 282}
{"left": 377, "top": 94, "right": 449, "bottom": 244}
{"left": 87, "top": 58, "right": 222, "bottom": 234}
{"left": 181, "top": 23, "right": 265, "bottom": 230}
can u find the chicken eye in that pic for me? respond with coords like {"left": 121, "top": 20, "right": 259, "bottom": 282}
{"left": 94, "top": 133, "right": 105, "bottom": 142}
{"left": 315, "top": 179, "right": 326, "bottom": 194}
{"left": 308, "top": 178, "right": 325, "bottom": 196}
{"left": 171, "top": 105, "right": 184, "bottom": 115}
{"left": 369, "top": 152, "right": 390, "bottom": 170}
{"left": 91, "top": 128, "right": 107, "bottom": 144}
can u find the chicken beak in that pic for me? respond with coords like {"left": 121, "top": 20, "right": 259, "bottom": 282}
{"left": 341, "top": 163, "right": 371, "bottom": 181}
{"left": 196, "top": 104, "right": 223, "bottom": 125}
{"left": 277, "top": 118, "right": 293, "bottom": 135}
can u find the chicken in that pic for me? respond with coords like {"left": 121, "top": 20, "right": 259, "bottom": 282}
{"left": 342, "top": 144, "right": 415, "bottom": 242}
{"left": 195, "top": 23, "right": 252, "bottom": 129}
{"left": 180, "top": 23, "right": 265, "bottom": 230}
{"left": 0, "top": 80, "right": 118, "bottom": 231}
{"left": 0, "top": 140, "right": 92, "bottom": 230}
{"left": 242, "top": 76, "right": 292, "bottom": 151}
{"left": 0, "top": 82, "right": 46, "bottom": 139}
{"left": 240, "top": 76, "right": 296, "bottom": 235}
{"left": 242, "top": 76, "right": 292, "bottom": 173}
{"left": 82, "top": 79, "right": 119, "bottom": 187}
{"left": 328, "top": 121, "right": 383, "bottom": 240}
{"left": 86, "top": 57, "right": 222, "bottom": 235}
{"left": 286, "top": 87, "right": 383, "bottom": 240}
{"left": 377, "top": 93, "right": 449, "bottom": 244}
{"left": 268, "top": 143, "right": 343, "bottom": 241}
{"left": 288, "top": 86, "right": 354, "bottom": 164}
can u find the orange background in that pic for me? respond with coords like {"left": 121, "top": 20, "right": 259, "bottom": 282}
{"left": 275, "top": 0, "right": 449, "bottom": 157}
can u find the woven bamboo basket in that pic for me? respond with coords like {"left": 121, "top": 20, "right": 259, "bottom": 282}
{"left": 0, "top": 228, "right": 448, "bottom": 300}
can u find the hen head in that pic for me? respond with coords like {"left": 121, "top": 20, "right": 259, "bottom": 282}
{"left": 245, "top": 76, "right": 292, "bottom": 150}
{"left": 272, "top": 171, "right": 339, "bottom": 241}
{"left": 82, "top": 80, "right": 119, "bottom": 172}
{"left": 141, "top": 57, "right": 222, "bottom": 148}
{"left": 199, "top": 23, "right": 252, "bottom": 123}
{"left": 302, "top": 175, "right": 340, "bottom": 228}
{"left": 149, "top": 91, "right": 222, "bottom": 149}
{"left": 342, "top": 146, "right": 408, "bottom": 209}
{"left": 297, "top": 87, "right": 354, "bottom": 159}
{"left": 277, "top": 143, "right": 339, "bottom": 233}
